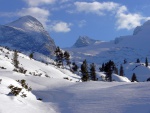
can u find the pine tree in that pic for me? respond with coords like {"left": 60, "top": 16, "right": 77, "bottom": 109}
{"left": 29, "top": 52, "right": 33, "bottom": 59}
{"left": 81, "top": 60, "right": 89, "bottom": 82}
{"left": 145, "top": 57, "right": 148, "bottom": 67}
{"left": 136, "top": 58, "right": 140, "bottom": 63}
{"left": 99, "top": 63, "right": 105, "bottom": 72}
{"left": 54, "top": 47, "right": 64, "bottom": 67}
{"left": 104, "top": 60, "right": 115, "bottom": 82}
{"left": 119, "top": 65, "right": 124, "bottom": 76}
{"left": 72, "top": 62, "right": 78, "bottom": 72}
{"left": 131, "top": 73, "right": 138, "bottom": 82}
{"left": 64, "top": 51, "right": 71, "bottom": 66}
{"left": 13, "top": 50, "right": 19, "bottom": 68}
{"left": 90, "top": 63, "right": 96, "bottom": 81}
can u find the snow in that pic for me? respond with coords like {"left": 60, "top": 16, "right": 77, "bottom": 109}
{"left": 1, "top": 18, "right": 150, "bottom": 113}
{"left": 7, "top": 15, "right": 45, "bottom": 33}
{"left": 0, "top": 46, "right": 150, "bottom": 113}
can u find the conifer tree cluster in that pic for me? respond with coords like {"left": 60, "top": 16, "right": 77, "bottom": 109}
{"left": 54, "top": 47, "right": 78, "bottom": 73}
{"left": 99, "top": 60, "right": 125, "bottom": 81}
{"left": 80, "top": 60, "right": 97, "bottom": 82}
{"left": 99, "top": 60, "right": 116, "bottom": 81}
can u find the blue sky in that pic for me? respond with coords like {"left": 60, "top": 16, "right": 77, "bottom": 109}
{"left": 0, "top": 0, "right": 150, "bottom": 47}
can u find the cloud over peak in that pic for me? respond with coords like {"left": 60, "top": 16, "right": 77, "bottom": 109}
{"left": 74, "top": 1, "right": 150, "bottom": 30}
{"left": 74, "top": 1, "right": 119, "bottom": 15}
{"left": 18, "top": 7, "right": 50, "bottom": 28}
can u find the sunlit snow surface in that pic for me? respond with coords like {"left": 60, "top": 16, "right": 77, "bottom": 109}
{"left": 0, "top": 47, "right": 150, "bottom": 113}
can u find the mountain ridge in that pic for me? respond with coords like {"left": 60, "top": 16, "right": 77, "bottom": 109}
{"left": 73, "top": 36, "right": 101, "bottom": 48}
{"left": 0, "top": 15, "right": 56, "bottom": 57}
{"left": 66, "top": 20, "right": 150, "bottom": 65}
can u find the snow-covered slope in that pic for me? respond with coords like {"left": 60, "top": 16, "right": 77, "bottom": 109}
{"left": 0, "top": 47, "right": 80, "bottom": 81}
{"left": 0, "top": 15, "right": 56, "bottom": 56}
{"left": 0, "top": 47, "right": 150, "bottom": 113}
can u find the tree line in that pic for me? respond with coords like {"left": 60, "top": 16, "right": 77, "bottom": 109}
{"left": 54, "top": 47, "right": 150, "bottom": 82}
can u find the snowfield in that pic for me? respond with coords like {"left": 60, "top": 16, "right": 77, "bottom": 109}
{"left": 0, "top": 47, "right": 150, "bottom": 113}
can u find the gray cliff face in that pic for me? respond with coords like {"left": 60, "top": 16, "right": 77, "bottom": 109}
{"left": 0, "top": 15, "right": 56, "bottom": 56}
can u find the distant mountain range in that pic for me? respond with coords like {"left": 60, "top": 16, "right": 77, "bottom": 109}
{"left": 73, "top": 36, "right": 101, "bottom": 48}
{"left": 66, "top": 20, "right": 150, "bottom": 65}
{"left": 0, "top": 15, "right": 56, "bottom": 56}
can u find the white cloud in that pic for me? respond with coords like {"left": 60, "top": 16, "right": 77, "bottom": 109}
{"left": 24, "top": 0, "right": 56, "bottom": 6}
{"left": 74, "top": 1, "right": 150, "bottom": 30}
{"left": 74, "top": 1, "right": 119, "bottom": 15}
{"left": 116, "top": 6, "right": 150, "bottom": 30}
{"left": 18, "top": 7, "right": 50, "bottom": 28}
{"left": 50, "top": 21, "right": 72, "bottom": 33}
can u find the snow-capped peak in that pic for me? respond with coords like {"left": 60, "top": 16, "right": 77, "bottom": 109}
{"left": 73, "top": 36, "right": 99, "bottom": 47}
{"left": 0, "top": 15, "right": 56, "bottom": 56}
{"left": 133, "top": 20, "right": 150, "bottom": 35}
{"left": 7, "top": 15, "right": 45, "bottom": 33}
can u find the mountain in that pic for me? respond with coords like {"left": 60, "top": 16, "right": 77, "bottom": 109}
{"left": 65, "top": 20, "right": 150, "bottom": 81}
{"left": 73, "top": 36, "right": 100, "bottom": 47}
{"left": 0, "top": 15, "right": 56, "bottom": 56}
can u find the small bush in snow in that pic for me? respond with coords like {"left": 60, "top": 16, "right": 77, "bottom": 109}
{"left": 20, "top": 92, "right": 27, "bottom": 98}
{"left": 37, "top": 98, "right": 42, "bottom": 101}
{"left": 13, "top": 67, "right": 27, "bottom": 74}
{"left": 8, "top": 84, "right": 22, "bottom": 96}
{"left": 63, "top": 77, "right": 69, "bottom": 80}
{"left": 0, "top": 67, "right": 6, "bottom": 69}
{"left": 18, "top": 67, "right": 27, "bottom": 74}
{"left": 17, "top": 79, "right": 32, "bottom": 92}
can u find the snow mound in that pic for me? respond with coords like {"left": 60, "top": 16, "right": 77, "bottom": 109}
{"left": 112, "top": 74, "right": 131, "bottom": 82}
